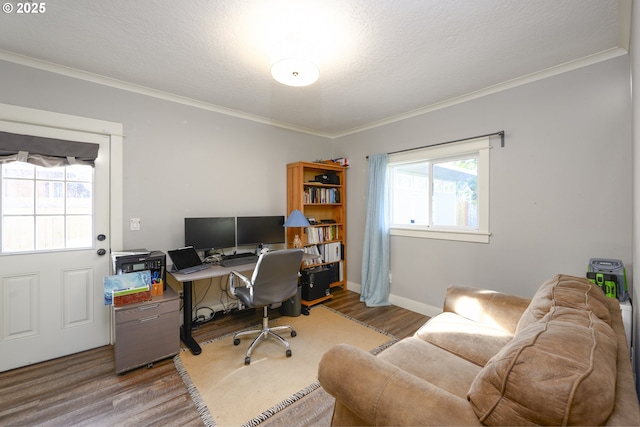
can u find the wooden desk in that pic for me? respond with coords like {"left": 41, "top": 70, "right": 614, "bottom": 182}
{"left": 168, "top": 262, "right": 256, "bottom": 355}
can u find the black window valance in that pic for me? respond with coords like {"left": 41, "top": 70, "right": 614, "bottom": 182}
{"left": 0, "top": 131, "right": 100, "bottom": 167}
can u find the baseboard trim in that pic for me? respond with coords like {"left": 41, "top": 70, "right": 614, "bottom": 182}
{"left": 345, "top": 281, "right": 441, "bottom": 318}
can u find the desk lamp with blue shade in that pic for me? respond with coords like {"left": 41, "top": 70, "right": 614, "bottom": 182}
{"left": 283, "top": 209, "right": 310, "bottom": 248}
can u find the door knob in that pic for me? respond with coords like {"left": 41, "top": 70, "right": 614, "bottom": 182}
{"left": 97, "top": 249, "right": 107, "bottom": 256}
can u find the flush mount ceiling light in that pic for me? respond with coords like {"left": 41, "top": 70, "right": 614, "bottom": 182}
{"left": 271, "top": 58, "right": 319, "bottom": 87}
{"left": 270, "top": 40, "right": 319, "bottom": 87}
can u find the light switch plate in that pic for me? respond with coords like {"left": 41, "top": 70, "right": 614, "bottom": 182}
{"left": 130, "top": 218, "right": 141, "bottom": 231}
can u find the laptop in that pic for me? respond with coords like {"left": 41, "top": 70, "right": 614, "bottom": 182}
{"left": 168, "top": 246, "right": 210, "bottom": 274}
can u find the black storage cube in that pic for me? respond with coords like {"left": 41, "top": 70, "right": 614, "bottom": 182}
{"left": 301, "top": 267, "right": 332, "bottom": 300}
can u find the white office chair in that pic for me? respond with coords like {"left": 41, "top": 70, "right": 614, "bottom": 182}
{"left": 229, "top": 249, "right": 304, "bottom": 365}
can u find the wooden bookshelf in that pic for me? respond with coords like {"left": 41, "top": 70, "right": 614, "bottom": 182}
{"left": 287, "top": 161, "right": 347, "bottom": 306}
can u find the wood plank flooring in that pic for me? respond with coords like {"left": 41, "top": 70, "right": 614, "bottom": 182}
{"left": 0, "top": 289, "right": 429, "bottom": 426}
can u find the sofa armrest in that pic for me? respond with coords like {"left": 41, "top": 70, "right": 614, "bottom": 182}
{"left": 605, "top": 298, "right": 640, "bottom": 425}
{"left": 443, "top": 286, "right": 531, "bottom": 335}
{"left": 318, "top": 344, "right": 481, "bottom": 426}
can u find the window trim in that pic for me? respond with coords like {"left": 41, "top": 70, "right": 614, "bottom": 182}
{"left": 388, "top": 136, "right": 491, "bottom": 243}
{"left": 0, "top": 102, "right": 124, "bottom": 256}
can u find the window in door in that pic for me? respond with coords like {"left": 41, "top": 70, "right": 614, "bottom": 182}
{"left": 2, "top": 162, "right": 94, "bottom": 253}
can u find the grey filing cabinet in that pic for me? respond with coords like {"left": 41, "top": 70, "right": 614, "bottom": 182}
{"left": 113, "top": 287, "right": 180, "bottom": 374}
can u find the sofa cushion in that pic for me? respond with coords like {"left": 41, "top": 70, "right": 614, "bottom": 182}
{"left": 443, "top": 285, "right": 531, "bottom": 335}
{"left": 516, "top": 274, "right": 611, "bottom": 333}
{"left": 416, "top": 312, "right": 513, "bottom": 366}
{"left": 467, "top": 305, "right": 617, "bottom": 426}
{"left": 379, "top": 336, "right": 482, "bottom": 398}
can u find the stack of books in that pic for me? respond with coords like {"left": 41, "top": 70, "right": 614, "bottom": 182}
{"left": 303, "top": 187, "right": 341, "bottom": 204}
{"left": 318, "top": 242, "right": 342, "bottom": 263}
{"left": 306, "top": 224, "right": 339, "bottom": 243}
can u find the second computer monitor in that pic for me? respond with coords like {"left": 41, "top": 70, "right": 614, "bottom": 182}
{"left": 236, "top": 216, "right": 285, "bottom": 246}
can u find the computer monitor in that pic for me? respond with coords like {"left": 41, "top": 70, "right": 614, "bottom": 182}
{"left": 184, "top": 217, "right": 236, "bottom": 253}
{"left": 236, "top": 216, "right": 285, "bottom": 246}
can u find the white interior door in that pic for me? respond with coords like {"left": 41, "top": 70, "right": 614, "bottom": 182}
{"left": 0, "top": 106, "right": 122, "bottom": 372}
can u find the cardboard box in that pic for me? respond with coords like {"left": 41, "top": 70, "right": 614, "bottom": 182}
{"left": 113, "top": 290, "right": 152, "bottom": 306}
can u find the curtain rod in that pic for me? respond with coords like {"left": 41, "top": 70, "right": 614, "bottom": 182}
{"left": 366, "top": 130, "right": 505, "bottom": 159}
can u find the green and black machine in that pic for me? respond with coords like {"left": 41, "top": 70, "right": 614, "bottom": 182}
{"left": 587, "top": 258, "right": 628, "bottom": 302}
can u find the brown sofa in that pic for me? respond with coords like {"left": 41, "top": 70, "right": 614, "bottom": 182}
{"left": 319, "top": 274, "right": 640, "bottom": 425}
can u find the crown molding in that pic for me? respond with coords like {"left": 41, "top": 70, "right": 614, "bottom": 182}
{"left": 0, "top": 50, "right": 333, "bottom": 139}
{"left": 332, "top": 47, "right": 629, "bottom": 138}
{"left": 0, "top": 47, "right": 627, "bottom": 141}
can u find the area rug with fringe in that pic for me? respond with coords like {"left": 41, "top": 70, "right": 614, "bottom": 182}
{"left": 174, "top": 305, "right": 397, "bottom": 427}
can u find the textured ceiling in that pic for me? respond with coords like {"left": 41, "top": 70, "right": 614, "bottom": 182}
{"left": 0, "top": 0, "right": 629, "bottom": 138}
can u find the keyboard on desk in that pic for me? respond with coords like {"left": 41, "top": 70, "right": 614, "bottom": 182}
{"left": 220, "top": 253, "right": 259, "bottom": 267}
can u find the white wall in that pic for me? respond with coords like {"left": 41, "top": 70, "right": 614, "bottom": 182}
{"left": 0, "top": 53, "right": 634, "bottom": 331}
{"left": 630, "top": 0, "right": 640, "bottom": 395}
{"left": 335, "top": 55, "right": 633, "bottom": 316}
{"left": 0, "top": 60, "right": 331, "bottom": 254}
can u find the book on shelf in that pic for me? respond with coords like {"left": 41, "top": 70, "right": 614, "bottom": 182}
{"left": 306, "top": 224, "right": 339, "bottom": 244}
{"left": 302, "top": 245, "right": 322, "bottom": 266}
{"left": 318, "top": 242, "right": 342, "bottom": 263}
{"left": 303, "top": 187, "right": 341, "bottom": 204}
{"left": 301, "top": 243, "right": 342, "bottom": 265}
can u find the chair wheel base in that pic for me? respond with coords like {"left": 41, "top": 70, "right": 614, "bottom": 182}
{"left": 291, "top": 330, "right": 297, "bottom": 337}
{"left": 234, "top": 338, "right": 241, "bottom": 346}
{"left": 245, "top": 356, "right": 251, "bottom": 365}
{"left": 286, "top": 349, "right": 292, "bottom": 357}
